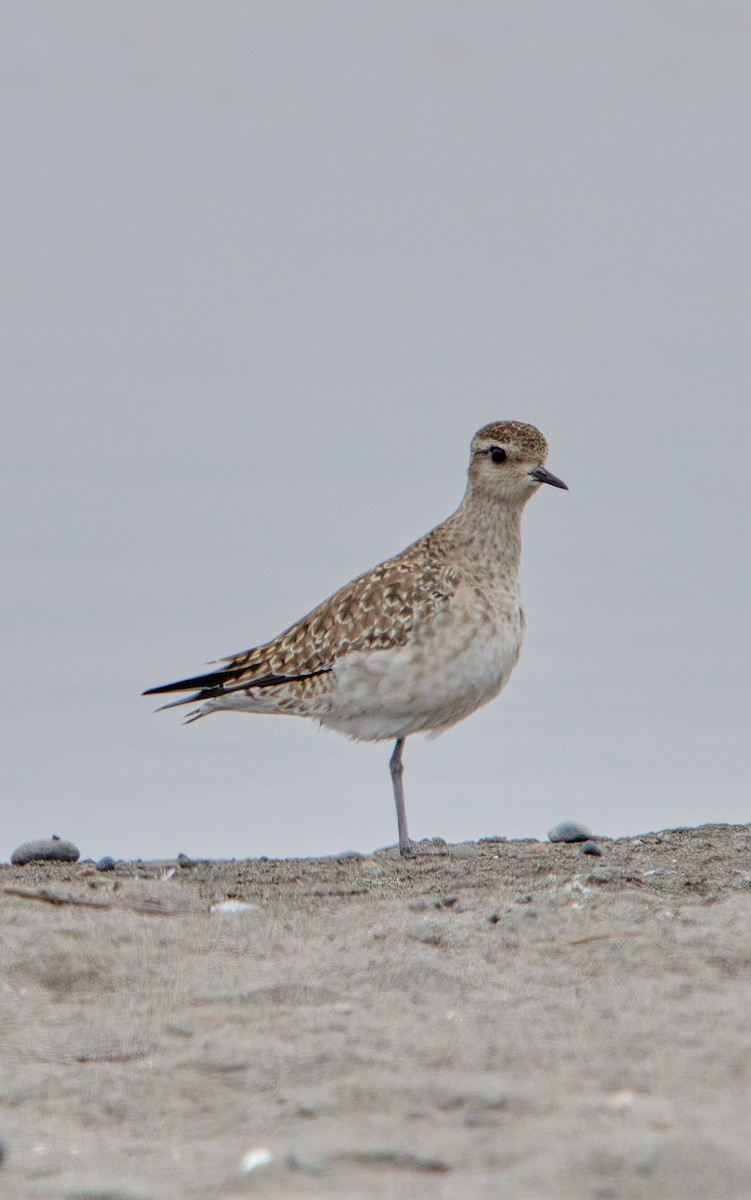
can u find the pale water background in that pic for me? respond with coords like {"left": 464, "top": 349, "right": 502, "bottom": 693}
{"left": 2, "top": 2, "right": 749, "bottom": 860}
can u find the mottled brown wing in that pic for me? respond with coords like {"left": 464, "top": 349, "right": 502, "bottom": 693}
{"left": 144, "top": 531, "right": 458, "bottom": 702}
{"left": 216, "top": 532, "right": 457, "bottom": 681}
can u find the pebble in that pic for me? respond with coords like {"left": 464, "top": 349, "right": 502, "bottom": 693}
{"left": 10, "top": 837, "right": 80, "bottom": 866}
{"left": 580, "top": 840, "right": 603, "bottom": 856}
{"left": 95, "top": 856, "right": 116, "bottom": 872}
{"left": 548, "top": 821, "right": 592, "bottom": 843}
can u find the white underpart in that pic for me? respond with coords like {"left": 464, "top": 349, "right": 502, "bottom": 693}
{"left": 198, "top": 595, "right": 525, "bottom": 743}
{"left": 323, "top": 610, "right": 524, "bottom": 740}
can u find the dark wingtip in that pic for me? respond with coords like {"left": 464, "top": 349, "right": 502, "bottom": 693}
{"left": 143, "top": 664, "right": 333, "bottom": 699}
{"left": 143, "top": 681, "right": 186, "bottom": 696}
{"left": 142, "top": 669, "right": 237, "bottom": 696}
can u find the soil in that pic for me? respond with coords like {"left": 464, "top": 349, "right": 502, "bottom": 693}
{"left": 2, "top": 824, "right": 751, "bottom": 1199}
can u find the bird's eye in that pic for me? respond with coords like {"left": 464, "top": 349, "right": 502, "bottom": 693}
{"left": 489, "top": 446, "right": 507, "bottom": 464}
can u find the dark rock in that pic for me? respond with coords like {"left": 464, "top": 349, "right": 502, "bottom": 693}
{"left": 11, "top": 837, "right": 80, "bottom": 865}
{"left": 548, "top": 821, "right": 592, "bottom": 843}
{"left": 580, "top": 840, "right": 603, "bottom": 856}
{"left": 95, "top": 856, "right": 116, "bottom": 872}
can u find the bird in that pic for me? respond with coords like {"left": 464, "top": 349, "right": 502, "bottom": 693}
{"left": 144, "top": 421, "right": 567, "bottom": 856}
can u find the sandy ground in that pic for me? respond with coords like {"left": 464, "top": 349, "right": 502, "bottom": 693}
{"left": 2, "top": 824, "right": 751, "bottom": 1200}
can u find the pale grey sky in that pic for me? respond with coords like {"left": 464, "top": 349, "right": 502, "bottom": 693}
{"left": 3, "top": 1, "right": 749, "bottom": 859}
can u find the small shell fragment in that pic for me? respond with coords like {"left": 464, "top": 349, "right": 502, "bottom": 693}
{"left": 241, "top": 1147, "right": 273, "bottom": 1172}
{"left": 210, "top": 900, "right": 258, "bottom": 914}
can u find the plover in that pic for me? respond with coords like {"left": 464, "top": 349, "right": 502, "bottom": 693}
{"left": 144, "top": 421, "right": 567, "bottom": 855}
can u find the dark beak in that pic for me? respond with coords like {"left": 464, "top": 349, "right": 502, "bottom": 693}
{"left": 530, "top": 466, "right": 568, "bottom": 490}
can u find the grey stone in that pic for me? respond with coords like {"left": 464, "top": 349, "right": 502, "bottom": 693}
{"left": 548, "top": 821, "right": 592, "bottom": 843}
{"left": 580, "top": 840, "right": 603, "bottom": 856}
{"left": 11, "top": 837, "right": 80, "bottom": 865}
{"left": 95, "top": 856, "right": 116, "bottom": 871}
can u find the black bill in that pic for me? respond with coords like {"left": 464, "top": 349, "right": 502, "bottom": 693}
{"left": 529, "top": 466, "right": 568, "bottom": 490}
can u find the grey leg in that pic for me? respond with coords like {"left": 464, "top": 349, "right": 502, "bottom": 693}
{"left": 389, "top": 737, "right": 413, "bottom": 856}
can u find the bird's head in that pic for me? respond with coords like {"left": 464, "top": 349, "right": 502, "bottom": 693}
{"left": 468, "top": 420, "right": 568, "bottom": 504}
